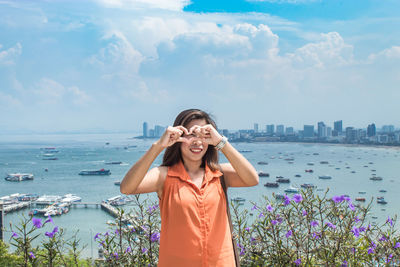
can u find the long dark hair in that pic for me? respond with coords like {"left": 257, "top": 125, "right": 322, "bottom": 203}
{"left": 161, "top": 109, "right": 219, "bottom": 171}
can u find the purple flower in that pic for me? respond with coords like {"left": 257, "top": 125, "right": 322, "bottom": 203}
{"left": 310, "top": 221, "right": 319, "bottom": 227}
{"left": 350, "top": 247, "right": 356, "bottom": 253}
{"left": 94, "top": 233, "right": 101, "bottom": 241}
{"left": 341, "top": 260, "right": 348, "bottom": 267}
{"left": 332, "top": 195, "right": 344, "bottom": 203}
{"left": 259, "top": 213, "right": 264, "bottom": 218}
{"left": 150, "top": 232, "right": 160, "bottom": 243}
{"left": 325, "top": 222, "right": 336, "bottom": 229}
{"left": 125, "top": 246, "right": 132, "bottom": 253}
{"left": 45, "top": 226, "right": 58, "bottom": 238}
{"left": 250, "top": 237, "right": 256, "bottom": 243}
{"left": 285, "top": 230, "right": 292, "bottom": 238}
{"left": 251, "top": 205, "right": 258, "bottom": 211}
{"left": 394, "top": 242, "right": 400, "bottom": 249}
{"left": 283, "top": 195, "right": 291, "bottom": 206}
{"left": 348, "top": 202, "right": 355, "bottom": 211}
{"left": 387, "top": 216, "right": 393, "bottom": 226}
{"left": 11, "top": 232, "right": 18, "bottom": 238}
{"left": 115, "top": 229, "right": 119, "bottom": 235}
{"left": 29, "top": 251, "right": 35, "bottom": 259}
{"left": 104, "top": 231, "right": 109, "bottom": 236}
{"left": 352, "top": 227, "right": 360, "bottom": 238}
{"left": 113, "top": 252, "right": 118, "bottom": 260}
{"left": 354, "top": 216, "right": 360, "bottom": 223}
{"left": 294, "top": 258, "right": 301, "bottom": 266}
{"left": 271, "top": 220, "right": 278, "bottom": 225}
{"left": 32, "top": 217, "right": 42, "bottom": 228}
{"left": 245, "top": 227, "right": 250, "bottom": 232}
{"left": 141, "top": 247, "right": 148, "bottom": 254}
{"left": 312, "top": 232, "right": 320, "bottom": 239}
{"left": 343, "top": 196, "right": 351, "bottom": 202}
{"left": 45, "top": 216, "right": 54, "bottom": 224}
{"left": 379, "top": 235, "right": 388, "bottom": 242}
{"left": 293, "top": 194, "right": 303, "bottom": 203}
{"left": 266, "top": 204, "right": 274, "bottom": 212}
{"left": 237, "top": 243, "right": 245, "bottom": 256}
{"left": 367, "top": 247, "right": 374, "bottom": 254}
{"left": 302, "top": 210, "right": 308, "bottom": 216}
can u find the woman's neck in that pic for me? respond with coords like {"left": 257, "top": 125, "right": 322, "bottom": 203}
{"left": 182, "top": 158, "right": 203, "bottom": 173}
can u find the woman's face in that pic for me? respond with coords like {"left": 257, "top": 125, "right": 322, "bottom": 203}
{"left": 180, "top": 119, "right": 209, "bottom": 163}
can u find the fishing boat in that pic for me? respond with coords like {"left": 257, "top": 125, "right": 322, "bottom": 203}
{"left": 301, "top": 183, "right": 316, "bottom": 189}
{"left": 114, "top": 181, "right": 121, "bottom": 186}
{"left": 307, "top": 162, "right": 314, "bottom": 166}
{"left": 105, "top": 161, "right": 123, "bottom": 165}
{"left": 79, "top": 169, "right": 111, "bottom": 175}
{"left": 377, "top": 199, "right": 387, "bottom": 204}
{"left": 264, "top": 182, "right": 279, "bottom": 188}
{"left": 319, "top": 175, "right": 332, "bottom": 180}
{"left": 258, "top": 172, "right": 270, "bottom": 177}
{"left": 379, "top": 189, "right": 387, "bottom": 193}
{"left": 355, "top": 197, "right": 366, "bottom": 202}
{"left": 369, "top": 176, "right": 383, "bottom": 181}
{"left": 35, "top": 195, "right": 62, "bottom": 205}
{"left": 284, "top": 187, "right": 299, "bottom": 193}
{"left": 257, "top": 161, "right": 268, "bottom": 165}
{"left": 276, "top": 178, "right": 290, "bottom": 183}
{"left": 305, "top": 169, "right": 314, "bottom": 173}
{"left": 295, "top": 174, "right": 302, "bottom": 177}
{"left": 5, "top": 173, "right": 34, "bottom": 182}
{"left": 320, "top": 161, "right": 329, "bottom": 164}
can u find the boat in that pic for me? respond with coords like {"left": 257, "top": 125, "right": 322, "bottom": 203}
{"left": 35, "top": 195, "right": 62, "bottom": 205}
{"left": 276, "top": 178, "right": 290, "bottom": 183}
{"left": 335, "top": 168, "right": 341, "bottom": 170}
{"left": 232, "top": 197, "right": 246, "bottom": 202}
{"left": 276, "top": 175, "right": 284, "bottom": 179}
{"left": 355, "top": 197, "right": 366, "bottom": 202}
{"left": 305, "top": 169, "right": 314, "bottom": 173}
{"left": 358, "top": 191, "right": 366, "bottom": 194}
{"left": 264, "top": 182, "right": 279, "bottom": 188}
{"left": 79, "top": 169, "right": 111, "bottom": 175}
{"left": 320, "top": 161, "right": 329, "bottom": 164}
{"left": 370, "top": 176, "right": 383, "bottom": 181}
{"left": 5, "top": 173, "right": 34, "bottom": 182}
{"left": 114, "top": 181, "right": 121, "bottom": 185}
{"left": 257, "top": 161, "right": 268, "bottom": 165}
{"left": 17, "top": 194, "right": 39, "bottom": 201}
{"left": 379, "top": 189, "right": 387, "bottom": 193}
{"left": 307, "top": 162, "right": 314, "bottom": 166}
{"left": 258, "top": 172, "right": 270, "bottom": 177}
{"left": 284, "top": 187, "right": 299, "bottom": 193}
{"left": 274, "top": 193, "right": 285, "bottom": 200}
{"left": 295, "top": 174, "right": 301, "bottom": 177}
{"left": 239, "top": 150, "right": 252, "bottom": 153}
{"left": 319, "top": 175, "right": 332, "bottom": 179}
{"left": 42, "top": 157, "right": 58, "bottom": 160}
{"left": 313, "top": 153, "right": 319, "bottom": 155}
{"left": 61, "top": 194, "right": 82, "bottom": 203}
{"left": 377, "top": 199, "right": 387, "bottom": 204}
{"left": 351, "top": 171, "right": 356, "bottom": 173}
{"left": 301, "top": 183, "right": 315, "bottom": 189}
{"left": 371, "top": 169, "right": 376, "bottom": 172}
{"left": 105, "top": 161, "right": 123, "bottom": 165}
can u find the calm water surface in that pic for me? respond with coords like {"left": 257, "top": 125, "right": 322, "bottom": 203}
{"left": 1, "top": 133, "right": 399, "bottom": 257}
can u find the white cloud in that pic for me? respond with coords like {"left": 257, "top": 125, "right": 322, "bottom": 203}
{"left": 368, "top": 46, "right": 400, "bottom": 61}
{"left": 0, "top": 43, "right": 22, "bottom": 65}
{"left": 93, "top": 0, "right": 190, "bottom": 11}
{"left": 287, "top": 32, "right": 354, "bottom": 68}
{"left": 247, "top": 0, "right": 321, "bottom": 3}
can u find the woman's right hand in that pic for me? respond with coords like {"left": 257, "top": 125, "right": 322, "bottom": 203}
{"left": 156, "top": 126, "right": 189, "bottom": 148}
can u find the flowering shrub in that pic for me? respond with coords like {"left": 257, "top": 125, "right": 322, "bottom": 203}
{"left": 3, "top": 190, "right": 400, "bottom": 266}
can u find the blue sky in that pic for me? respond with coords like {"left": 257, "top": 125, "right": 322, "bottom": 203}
{"left": 0, "top": 0, "right": 399, "bottom": 133}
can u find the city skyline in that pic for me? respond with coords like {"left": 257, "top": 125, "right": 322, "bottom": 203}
{"left": 1, "top": 1, "right": 399, "bottom": 133}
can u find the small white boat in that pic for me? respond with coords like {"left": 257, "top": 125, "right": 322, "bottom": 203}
{"left": 61, "top": 194, "right": 82, "bottom": 203}
{"left": 35, "top": 195, "right": 62, "bottom": 205}
{"left": 5, "top": 173, "right": 34, "bottom": 182}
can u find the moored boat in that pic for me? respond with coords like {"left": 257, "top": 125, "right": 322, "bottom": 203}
{"left": 355, "top": 197, "right": 366, "bottom": 202}
{"left": 301, "top": 183, "right": 315, "bottom": 189}
{"left": 5, "top": 173, "right": 34, "bottom": 182}
{"left": 79, "top": 169, "right": 111, "bottom": 175}
{"left": 258, "top": 172, "right": 270, "bottom": 177}
{"left": 264, "top": 182, "right": 279, "bottom": 188}
{"left": 305, "top": 169, "right": 314, "bottom": 173}
{"left": 319, "top": 175, "right": 332, "bottom": 180}
{"left": 276, "top": 178, "right": 290, "bottom": 183}
{"left": 257, "top": 161, "right": 268, "bottom": 165}
{"left": 369, "top": 176, "right": 383, "bottom": 181}
{"left": 284, "top": 187, "right": 299, "bottom": 193}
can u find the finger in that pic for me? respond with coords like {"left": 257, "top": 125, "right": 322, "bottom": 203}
{"left": 175, "top": 126, "right": 189, "bottom": 136}
{"left": 177, "top": 137, "right": 190, "bottom": 143}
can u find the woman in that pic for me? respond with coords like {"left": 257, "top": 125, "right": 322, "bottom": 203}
{"left": 120, "top": 109, "right": 259, "bottom": 267}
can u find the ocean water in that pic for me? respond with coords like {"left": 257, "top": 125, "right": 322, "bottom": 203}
{"left": 1, "top": 133, "right": 399, "bottom": 258}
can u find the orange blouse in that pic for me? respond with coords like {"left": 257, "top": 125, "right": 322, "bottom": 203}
{"left": 158, "top": 161, "right": 235, "bottom": 267}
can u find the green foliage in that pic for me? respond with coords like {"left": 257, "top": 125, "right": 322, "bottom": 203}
{"left": 0, "top": 240, "right": 23, "bottom": 266}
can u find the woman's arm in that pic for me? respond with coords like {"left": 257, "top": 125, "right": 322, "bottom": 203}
{"left": 120, "top": 126, "right": 188, "bottom": 196}
{"left": 190, "top": 125, "right": 259, "bottom": 188}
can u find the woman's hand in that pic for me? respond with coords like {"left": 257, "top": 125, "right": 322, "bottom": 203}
{"left": 156, "top": 126, "right": 189, "bottom": 148}
{"left": 188, "top": 124, "right": 223, "bottom": 146}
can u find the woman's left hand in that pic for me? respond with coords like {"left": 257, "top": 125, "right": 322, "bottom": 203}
{"left": 188, "top": 124, "right": 223, "bottom": 146}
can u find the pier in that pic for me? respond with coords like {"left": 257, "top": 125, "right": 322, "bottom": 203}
{"left": 101, "top": 202, "right": 137, "bottom": 225}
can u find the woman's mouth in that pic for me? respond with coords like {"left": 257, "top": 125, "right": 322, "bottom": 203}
{"left": 190, "top": 147, "right": 203, "bottom": 154}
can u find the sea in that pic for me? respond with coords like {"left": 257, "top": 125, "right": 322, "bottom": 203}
{"left": 1, "top": 133, "right": 399, "bottom": 258}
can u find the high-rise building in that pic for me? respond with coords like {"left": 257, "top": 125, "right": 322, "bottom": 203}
{"left": 382, "top": 125, "right": 395, "bottom": 133}
{"left": 254, "top": 123, "right": 259, "bottom": 133}
{"left": 327, "top": 127, "right": 332, "bottom": 137}
{"left": 154, "top": 125, "right": 165, "bottom": 138}
{"left": 318, "top": 122, "right": 327, "bottom": 138}
{"left": 285, "top": 127, "right": 294, "bottom": 135}
{"left": 143, "top": 122, "right": 148, "bottom": 137}
{"left": 367, "top": 123, "right": 376, "bottom": 137}
{"left": 276, "top": 125, "right": 284, "bottom": 136}
{"left": 303, "top": 125, "right": 314, "bottom": 138}
{"left": 346, "top": 127, "right": 359, "bottom": 142}
{"left": 266, "top": 124, "right": 275, "bottom": 135}
{"left": 334, "top": 120, "right": 343, "bottom": 133}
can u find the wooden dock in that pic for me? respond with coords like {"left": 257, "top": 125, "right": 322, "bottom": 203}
{"left": 100, "top": 202, "right": 137, "bottom": 225}
{"left": 3, "top": 202, "right": 31, "bottom": 214}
